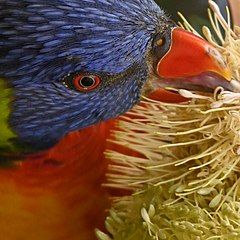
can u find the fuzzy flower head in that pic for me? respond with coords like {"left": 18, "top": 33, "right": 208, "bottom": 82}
{"left": 97, "top": 1, "right": 240, "bottom": 240}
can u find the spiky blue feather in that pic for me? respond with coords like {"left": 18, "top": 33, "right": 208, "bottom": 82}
{"left": 0, "top": 0, "right": 173, "bottom": 151}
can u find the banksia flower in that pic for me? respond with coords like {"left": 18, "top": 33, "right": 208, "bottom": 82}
{"left": 97, "top": 1, "right": 240, "bottom": 240}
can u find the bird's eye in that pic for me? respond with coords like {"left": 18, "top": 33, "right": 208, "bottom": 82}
{"left": 73, "top": 75, "right": 101, "bottom": 91}
{"left": 63, "top": 73, "right": 101, "bottom": 92}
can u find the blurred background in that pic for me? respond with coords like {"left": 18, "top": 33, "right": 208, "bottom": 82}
{"left": 155, "top": 0, "right": 239, "bottom": 31}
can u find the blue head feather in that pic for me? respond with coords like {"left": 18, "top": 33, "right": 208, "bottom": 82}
{"left": 0, "top": 0, "right": 173, "bottom": 152}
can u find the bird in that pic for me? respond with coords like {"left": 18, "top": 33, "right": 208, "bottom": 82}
{"left": 0, "top": 0, "right": 232, "bottom": 239}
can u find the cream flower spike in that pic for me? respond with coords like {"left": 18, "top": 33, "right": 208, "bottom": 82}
{"left": 97, "top": 2, "right": 240, "bottom": 240}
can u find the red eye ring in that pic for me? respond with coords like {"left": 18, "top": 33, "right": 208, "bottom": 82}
{"left": 73, "top": 74, "right": 101, "bottom": 92}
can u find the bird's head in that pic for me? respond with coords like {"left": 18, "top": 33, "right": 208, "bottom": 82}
{"left": 0, "top": 0, "right": 232, "bottom": 153}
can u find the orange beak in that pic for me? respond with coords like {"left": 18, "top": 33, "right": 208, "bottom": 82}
{"left": 156, "top": 28, "right": 232, "bottom": 92}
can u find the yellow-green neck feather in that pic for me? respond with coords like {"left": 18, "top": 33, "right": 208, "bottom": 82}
{"left": 0, "top": 78, "right": 17, "bottom": 152}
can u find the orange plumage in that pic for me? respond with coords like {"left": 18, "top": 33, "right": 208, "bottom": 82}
{"left": 0, "top": 120, "right": 115, "bottom": 240}
{"left": 0, "top": 90, "right": 183, "bottom": 240}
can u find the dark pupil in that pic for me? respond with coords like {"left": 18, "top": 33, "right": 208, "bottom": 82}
{"left": 80, "top": 76, "right": 95, "bottom": 87}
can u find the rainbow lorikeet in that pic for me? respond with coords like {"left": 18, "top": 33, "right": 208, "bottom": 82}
{"left": 0, "top": 0, "right": 232, "bottom": 239}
